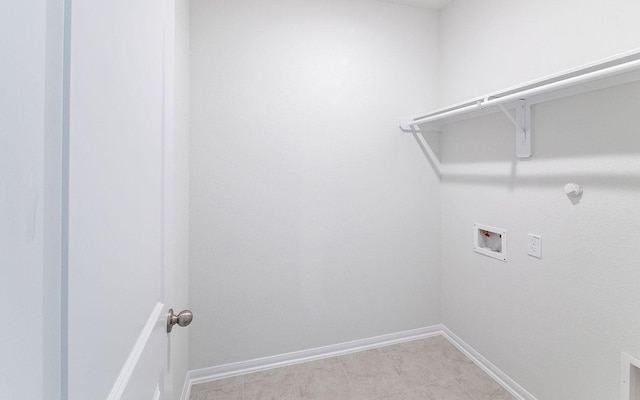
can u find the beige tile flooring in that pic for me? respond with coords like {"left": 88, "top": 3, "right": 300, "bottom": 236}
{"left": 189, "top": 335, "right": 516, "bottom": 400}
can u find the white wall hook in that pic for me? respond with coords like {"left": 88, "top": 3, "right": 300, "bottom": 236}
{"left": 564, "top": 183, "right": 583, "bottom": 197}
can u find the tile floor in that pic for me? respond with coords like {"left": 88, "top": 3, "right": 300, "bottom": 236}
{"left": 189, "top": 335, "right": 516, "bottom": 400}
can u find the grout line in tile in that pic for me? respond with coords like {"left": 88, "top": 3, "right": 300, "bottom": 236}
{"left": 339, "top": 360, "right": 356, "bottom": 399}
{"left": 292, "top": 369, "right": 303, "bottom": 400}
{"left": 377, "top": 343, "right": 402, "bottom": 378}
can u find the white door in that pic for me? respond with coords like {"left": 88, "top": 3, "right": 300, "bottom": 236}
{"left": 66, "top": 1, "right": 188, "bottom": 399}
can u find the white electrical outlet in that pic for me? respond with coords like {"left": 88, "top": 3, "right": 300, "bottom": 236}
{"left": 528, "top": 234, "right": 542, "bottom": 258}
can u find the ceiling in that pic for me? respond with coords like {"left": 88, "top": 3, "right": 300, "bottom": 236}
{"left": 376, "top": 0, "right": 452, "bottom": 10}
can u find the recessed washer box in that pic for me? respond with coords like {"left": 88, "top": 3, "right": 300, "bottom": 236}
{"left": 621, "top": 352, "right": 640, "bottom": 400}
{"left": 474, "top": 223, "right": 507, "bottom": 261}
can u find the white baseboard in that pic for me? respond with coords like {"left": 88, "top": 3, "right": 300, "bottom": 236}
{"left": 441, "top": 326, "right": 537, "bottom": 400}
{"left": 180, "top": 324, "right": 536, "bottom": 400}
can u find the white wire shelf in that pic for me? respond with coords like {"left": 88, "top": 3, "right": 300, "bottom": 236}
{"left": 399, "top": 47, "right": 640, "bottom": 158}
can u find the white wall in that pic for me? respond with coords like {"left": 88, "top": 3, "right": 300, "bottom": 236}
{"left": 0, "top": 1, "right": 63, "bottom": 399}
{"left": 440, "top": 0, "right": 640, "bottom": 104}
{"left": 189, "top": 0, "right": 441, "bottom": 368}
{"left": 439, "top": 1, "right": 640, "bottom": 399}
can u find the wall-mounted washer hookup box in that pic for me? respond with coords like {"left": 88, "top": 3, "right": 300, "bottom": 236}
{"left": 474, "top": 223, "right": 507, "bottom": 261}
{"left": 621, "top": 352, "right": 640, "bottom": 400}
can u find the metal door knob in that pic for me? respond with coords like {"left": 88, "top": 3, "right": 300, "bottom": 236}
{"left": 167, "top": 309, "right": 193, "bottom": 332}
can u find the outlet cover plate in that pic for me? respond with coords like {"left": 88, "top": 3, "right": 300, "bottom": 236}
{"left": 528, "top": 234, "right": 542, "bottom": 258}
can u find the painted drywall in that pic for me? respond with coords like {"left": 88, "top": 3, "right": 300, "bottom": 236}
{"left": 439, "top": 0, "right": 640, "bottom": 105}
{"left": 0, "top": 1, "right": 63, "bottom": 398}
{"left": 439, "top": 2, "right": 640, "bottom": 398}
{"left": 376, "top": 0, "right": 451, "bottom": 10}
{"left": 441, "top": 83, "right": 640, "bottom": 400}
{"left": 189, "top": 0, "right": 441, "bottom": 369}
{"left": 167, "top": 1, "right": 191, "bottom": 399}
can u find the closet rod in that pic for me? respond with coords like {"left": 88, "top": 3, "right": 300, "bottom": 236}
{"left": 405, "top": 56, "right": 640, "bottom": 127}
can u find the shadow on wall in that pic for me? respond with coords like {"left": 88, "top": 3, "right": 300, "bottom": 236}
{"left": 408, "top": 82, "right": 640, "bottom": 190}
{"left": 411, "top": 130, "right": 441, "bottom": 178}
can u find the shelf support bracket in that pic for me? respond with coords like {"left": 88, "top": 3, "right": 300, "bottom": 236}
{"left": 498, "top": 100, "right": 531, "bottom": 158}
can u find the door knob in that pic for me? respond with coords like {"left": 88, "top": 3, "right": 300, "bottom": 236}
{"left": 167, "top": 309, "right": 193, "bottom": 332}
